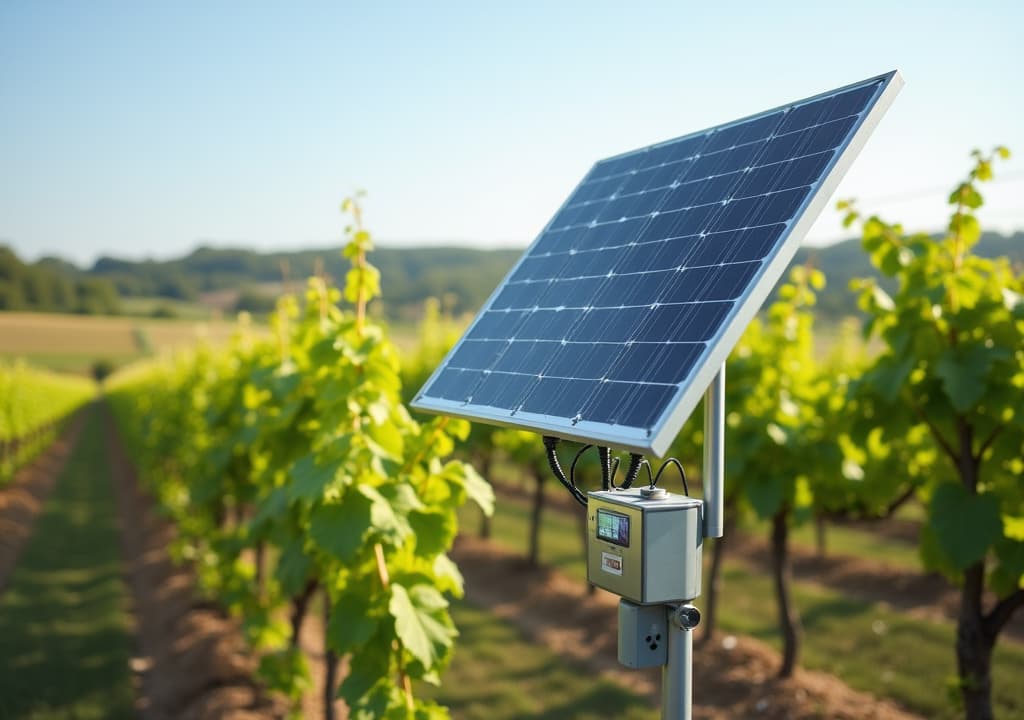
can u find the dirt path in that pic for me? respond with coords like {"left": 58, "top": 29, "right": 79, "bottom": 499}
{"left": 103, "top": 408, "right": 288, "bottom": 720}
{"left": 102, "top": 407, "right": 347, "bottom": 720}
{"left": 0, "top": 412, "right": 84, "bottom": 596}
{"left": 452, "top": 535, "right": 923, "bottom": 720}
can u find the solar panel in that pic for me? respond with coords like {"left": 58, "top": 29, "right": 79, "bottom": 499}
{"left": 412, "top": 71, "right": 903, "bottom": 457}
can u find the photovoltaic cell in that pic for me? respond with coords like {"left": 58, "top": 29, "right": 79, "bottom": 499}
{"left": 412, "top": 71, "right": 903, "bottom": 456}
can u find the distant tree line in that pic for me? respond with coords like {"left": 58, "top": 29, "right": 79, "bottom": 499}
{"left": 1, "top": 233, "right": 1020, "bottom": 320}
{"left": 96, "top": 244, "right": 525, "bottom": 319}
{"left": 0, "top": 243, "right": 525, "bottom": 320}
{"left": 0, "top": 246, "right": 120, "bottom": 314}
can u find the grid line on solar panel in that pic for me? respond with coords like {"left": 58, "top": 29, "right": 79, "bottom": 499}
{"left": 413, "top": 73, "right": 899, "bottom": 453}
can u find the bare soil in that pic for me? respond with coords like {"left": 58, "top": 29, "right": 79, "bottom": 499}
{"left": 489, "top": 478, "right": 1024, "bottom": 641}
{"left": 0, "top": 413, "right": 83, "bottom": 595}
{"left": 104, "top": 409, "right": 288, "bottom": 720}
{"left": 452, "top": 535, "right": 923, "bottom": 720}
{"left": 836, "top": 515, "right": 921, "bottom": 545}
{"left": 717, "top": 531, "right": 1024, "bottom": 642}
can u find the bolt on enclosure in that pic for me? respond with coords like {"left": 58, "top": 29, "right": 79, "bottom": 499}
{"left": 586, "top": 488, "right": 703, "bottom": 605}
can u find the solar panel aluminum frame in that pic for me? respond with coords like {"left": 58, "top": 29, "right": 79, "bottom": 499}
{"left": 412, "top": 70, "right": 904, "bottom": 457}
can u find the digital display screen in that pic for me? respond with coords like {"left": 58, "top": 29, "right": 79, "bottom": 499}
{"left": 596, "top": 509, "right": 630, "bottom": 547}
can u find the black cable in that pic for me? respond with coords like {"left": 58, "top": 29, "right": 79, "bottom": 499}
{"left": 652, "top": 457, "right": 689, "bottom": 496}
{"left": 542, "top": 436, "right": 588, "bottom": 506}
{"left": 619, "top": 453, "right": 646, "bottom": 489}
{"left": 570, "top": 444, "right": 593, "bottom": 488}
{"left": 569, "top": 443, "right": 621, "bottom": 494}
{"left": 598, "top": 447, "right": 612, "bottom": 490}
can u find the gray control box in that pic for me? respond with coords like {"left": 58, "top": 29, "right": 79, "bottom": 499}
{"left": 618, "top": 600, "right": 668, "bottom": 668}
{"left": 586, "top": 488, "right": 703, "bottom": 605}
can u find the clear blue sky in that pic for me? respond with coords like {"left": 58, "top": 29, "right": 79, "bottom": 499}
{"left": 2, "top": 0, "right": 1021, "bottom": 266}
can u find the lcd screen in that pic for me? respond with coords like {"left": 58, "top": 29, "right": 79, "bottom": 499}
{"left": 596, "top": 509, "right": 630, "bottom": 547}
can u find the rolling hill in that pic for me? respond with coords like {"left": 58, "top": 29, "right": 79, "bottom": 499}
{"left": 2, "top": 231, "right": 1020, "bottom": 321}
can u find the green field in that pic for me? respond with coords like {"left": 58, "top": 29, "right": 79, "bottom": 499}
{"left": 0, "top": 406, "right": 136, "bottom": 719}
{"left": 459, "top": 492, "right": 1024, "bottom": 719}
{"left": 0, "top": 310, "right": 236, "bottom": 374}
{"left": 117, "top": 295, "right": 217, "bottom": 320}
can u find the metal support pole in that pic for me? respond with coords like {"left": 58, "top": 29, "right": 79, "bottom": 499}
{"left": 661, "top": 604, "right": 700, "bottom": 720}
{"left": 702, "top": 365, "right": 725, "bottom": 538}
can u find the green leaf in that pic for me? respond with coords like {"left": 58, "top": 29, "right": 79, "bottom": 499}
{"left": 929, "top": 483, "right": 1002, "bottom": 571}
{"left": 379, "top": 482, "right": 425, "bottom": 514}
{"left": 309, "top": 337, "right": 342, "bottom": 366}
{"left": 348, "top": 682, "right": 407, "bottom": 720}
{"left": 948, "top": 183, "right": 983, "bottom": 209}
{"left": 327, "top": 591, "right": 379, "bottom": 653}
{"left": 363, "top": 433, "right": 399, "bottom": 463}
{"left": 1005, "top": 516, "right": 1024, "bottom": 542}
{"left": 274, "top": 537, "right": 312, "bottom": 597}
{"left": 409, "top": 510, "right": 456, "bottom": 557}
{"left": 257, "top": 648, "right": 310, "bottom": 700}
{"left": 934, "top": 344, "right": 1005, "bottom": 412}
{"left": 747, "top": 475, "right": 786, "bottom": 518}
{"left": 877, "top": 243, "right": 905, "bottom": 276}
{"left": 251, "top": 486, "right": 288, "bottom": 529}
{"left": 410, "top": 583, "right": 449, "bottom": 612}
{"left": 309, "top": 492, "right": 373, "bottom": 562}
{"left": 949, "top": 213, "right": 981, "bottom": 246}
{"left": 389, "top": 583, "right": 455, "bottom": 670}
{"left": 368, "top": 420, "right": 405, "bottom": 458}
{"left": 338, "top": 645, "right": 390, "bottom": 707}
{"left": 431, "top": 554, "right": 465, "bottom": 597}
{"left": 288, "top": 453, "right": 342, "bottom": 503}
{"left": 415, "top": 700, "right": 452, "bottom": 719}
{"left": 359, "top": 484, "right": 412, "bottom": 540}
{"left": 871, "top": 354, "right": 915, "bottom": 403}
{"left": 919, "top": 523, "right": 959, "bottom": 581}
{"left": 990, "top": 539, "right": 1024, "bottom": 597}
{"left": 444, "top": 461, "right": 494, "bottom": 516}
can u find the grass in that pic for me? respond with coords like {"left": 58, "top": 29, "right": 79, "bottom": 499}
{"left": 117, "top": 296, "right": 214, "bottom": 320}
{"left": 0, "top": 405, "right": 136, "bottom": 719}
{"left": 458, "top": 492, "right": 1024, "bottom": 719}
{"left": 425, "top": 602, "right": 656, "bottom": 720}
{"left": 743, "top": 516, "right": 922, "bottom": 570}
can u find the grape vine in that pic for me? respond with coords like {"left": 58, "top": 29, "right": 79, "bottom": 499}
{"left": 109, "top": 198, "right": 493, "bottom": 719}
{"left": 0, "top": 361, "right": 94, "bottom": 483}
{"left": 841, "top": 146, "right": 1023, "bottom": 720}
